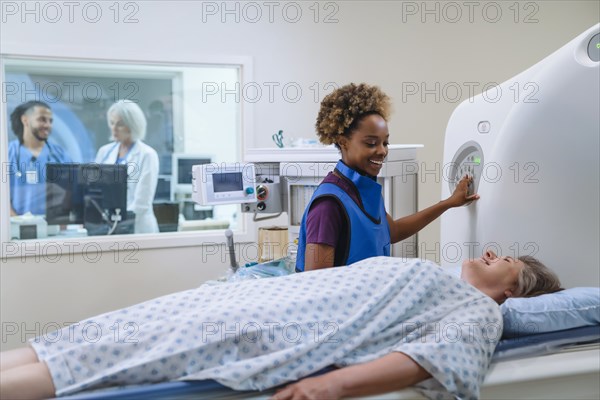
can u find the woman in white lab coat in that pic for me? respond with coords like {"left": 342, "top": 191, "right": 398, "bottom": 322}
{"left": 95, "top": 100, "right": 160, "bottom": 234}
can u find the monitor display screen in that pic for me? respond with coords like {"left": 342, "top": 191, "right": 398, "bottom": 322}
{"left": 46, "top": 163, "right": 128, "bottom": 228}
{"left": 177, "top": 158, "right": 211, "bottom": 184}
{"left": 46, "top": 163, "right": 84, "bottom": 224}
{"left": 80, "top": 163, "right": 127, "bottom": 211}
{"left": 212, "top": 172, "right": 243, "bottom": 193}
{"left": 154, "top": 176, "right": 171, "bottom": 201}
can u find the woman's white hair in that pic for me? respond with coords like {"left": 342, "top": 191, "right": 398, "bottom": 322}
{"left": 107, "top": 100, "right": 147, "bottom": 141}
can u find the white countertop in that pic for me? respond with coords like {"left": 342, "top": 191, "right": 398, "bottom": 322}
{"left": 245, "top": 144, "right": 423, "bottom": 163}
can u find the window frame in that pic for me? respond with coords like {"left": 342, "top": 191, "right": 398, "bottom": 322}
{"left": 0, "top": 53, "right": 257, "bottom": 259}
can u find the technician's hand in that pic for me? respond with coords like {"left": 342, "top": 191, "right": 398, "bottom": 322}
{"left": 446, "top": 175, "right": 480, "bottom": 207}
{"left": 271, "top": 374, "right": 343, "bottom": 400}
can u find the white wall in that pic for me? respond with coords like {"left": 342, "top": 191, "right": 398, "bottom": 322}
{"left": 1, "top": 1, "right": 598, "bottom": 350}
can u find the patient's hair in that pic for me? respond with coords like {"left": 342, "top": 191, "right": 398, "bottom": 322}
{"left": 316, "top": 83, "right": 391, "bottom": 149}
{"left": 514, "top": 255, "right": 563, "bottom": 297}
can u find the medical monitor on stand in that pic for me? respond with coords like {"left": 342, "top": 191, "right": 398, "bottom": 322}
{"left": 46, "top": 163, "right": 129, "bottom": 235}
{"left": 171, "top": 154, "right": 212, "bottom": 220}
{"left": 171, "top": 154, "right": 212, "bottom": 197}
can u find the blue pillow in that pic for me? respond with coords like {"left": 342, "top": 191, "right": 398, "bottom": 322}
{"left": 501, "top": 287, "right": 600, "bottom": 337}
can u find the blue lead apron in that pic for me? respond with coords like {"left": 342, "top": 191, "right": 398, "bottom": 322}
{"left": 296, "top": 160, "right": 391, "bottom": 271}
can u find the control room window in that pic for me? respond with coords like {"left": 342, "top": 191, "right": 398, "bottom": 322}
{"left": 3, "top": 58, "right": 242, "bottom": 241}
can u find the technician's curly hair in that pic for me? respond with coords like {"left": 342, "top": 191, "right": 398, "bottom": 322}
{"left": 316, "top": 83, "right": 391, "bottom": 149}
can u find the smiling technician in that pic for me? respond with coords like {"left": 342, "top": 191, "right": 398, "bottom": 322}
{"left": 8, "top": 101, "right": 72, "bottom": 216}
{"left": 296, "top": 83, "right": 479, "bottom": 271}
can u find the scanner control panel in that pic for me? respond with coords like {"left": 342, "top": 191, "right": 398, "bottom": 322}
{"left": 448, "top": 140, "right": 484, "bottom": 200}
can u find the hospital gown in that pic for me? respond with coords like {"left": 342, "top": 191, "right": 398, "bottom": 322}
{"left": 31, "top": 257, "right": 502, "bottom": 399}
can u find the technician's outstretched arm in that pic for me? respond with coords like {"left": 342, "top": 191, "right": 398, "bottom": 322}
{"left": 272, "top": 352, "right": 431, "bottom": 400}
{"left": 387, "top": 175, "right": 479, "bottom": 244}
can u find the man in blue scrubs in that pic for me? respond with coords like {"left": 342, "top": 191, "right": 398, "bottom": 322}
{"left": 8, "top": 101, "right": 71, "bottom": 216}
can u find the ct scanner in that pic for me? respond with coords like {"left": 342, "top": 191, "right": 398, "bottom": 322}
{"left": 441, "top": 24, "right": 600, "bottom": 288}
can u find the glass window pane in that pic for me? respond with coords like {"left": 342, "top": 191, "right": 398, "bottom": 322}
{"left": 4, "top": 58, "right": 242, "bottom": 240}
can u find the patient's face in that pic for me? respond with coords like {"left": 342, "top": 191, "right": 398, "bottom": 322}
{"left": 461, "top": 250, "right": 525, "bottom": 302}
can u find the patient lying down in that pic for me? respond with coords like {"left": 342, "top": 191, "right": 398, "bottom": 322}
{"left": 0, "top": 251, "right": 562, "bottom": 400}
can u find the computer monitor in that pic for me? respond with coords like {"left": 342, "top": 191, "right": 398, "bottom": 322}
{"left": 80, "top": 163, "right": 128, "bottom": 222}
{"left": 46, "top": 163, "right": 128, "bottom": 231}
{"left": 171, "top": 153, "right": 211, "bottom": 197}
{"left": 46, "top": 163, "right": 84, "bottom": 224}
{"left": 154, "top": 175, "right": 172, "bottom": 201}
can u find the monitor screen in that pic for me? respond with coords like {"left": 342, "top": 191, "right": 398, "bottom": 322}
{"left": 46, "top": 163, "right": 84, "bottom": 224}
{"left": 80, "top": 163, "right": 127, "bottom": 210}
{"left": 212, "top": 172, "right": 244, "bottom": 192}
{"left": 46, "top": 163, "right": 128, "bottom": 228}
{"left": 154, "top": 175, "right": 172, "bottom": 201}
{"left": 177, "top": 157, "right": 211, "bottom": 184}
